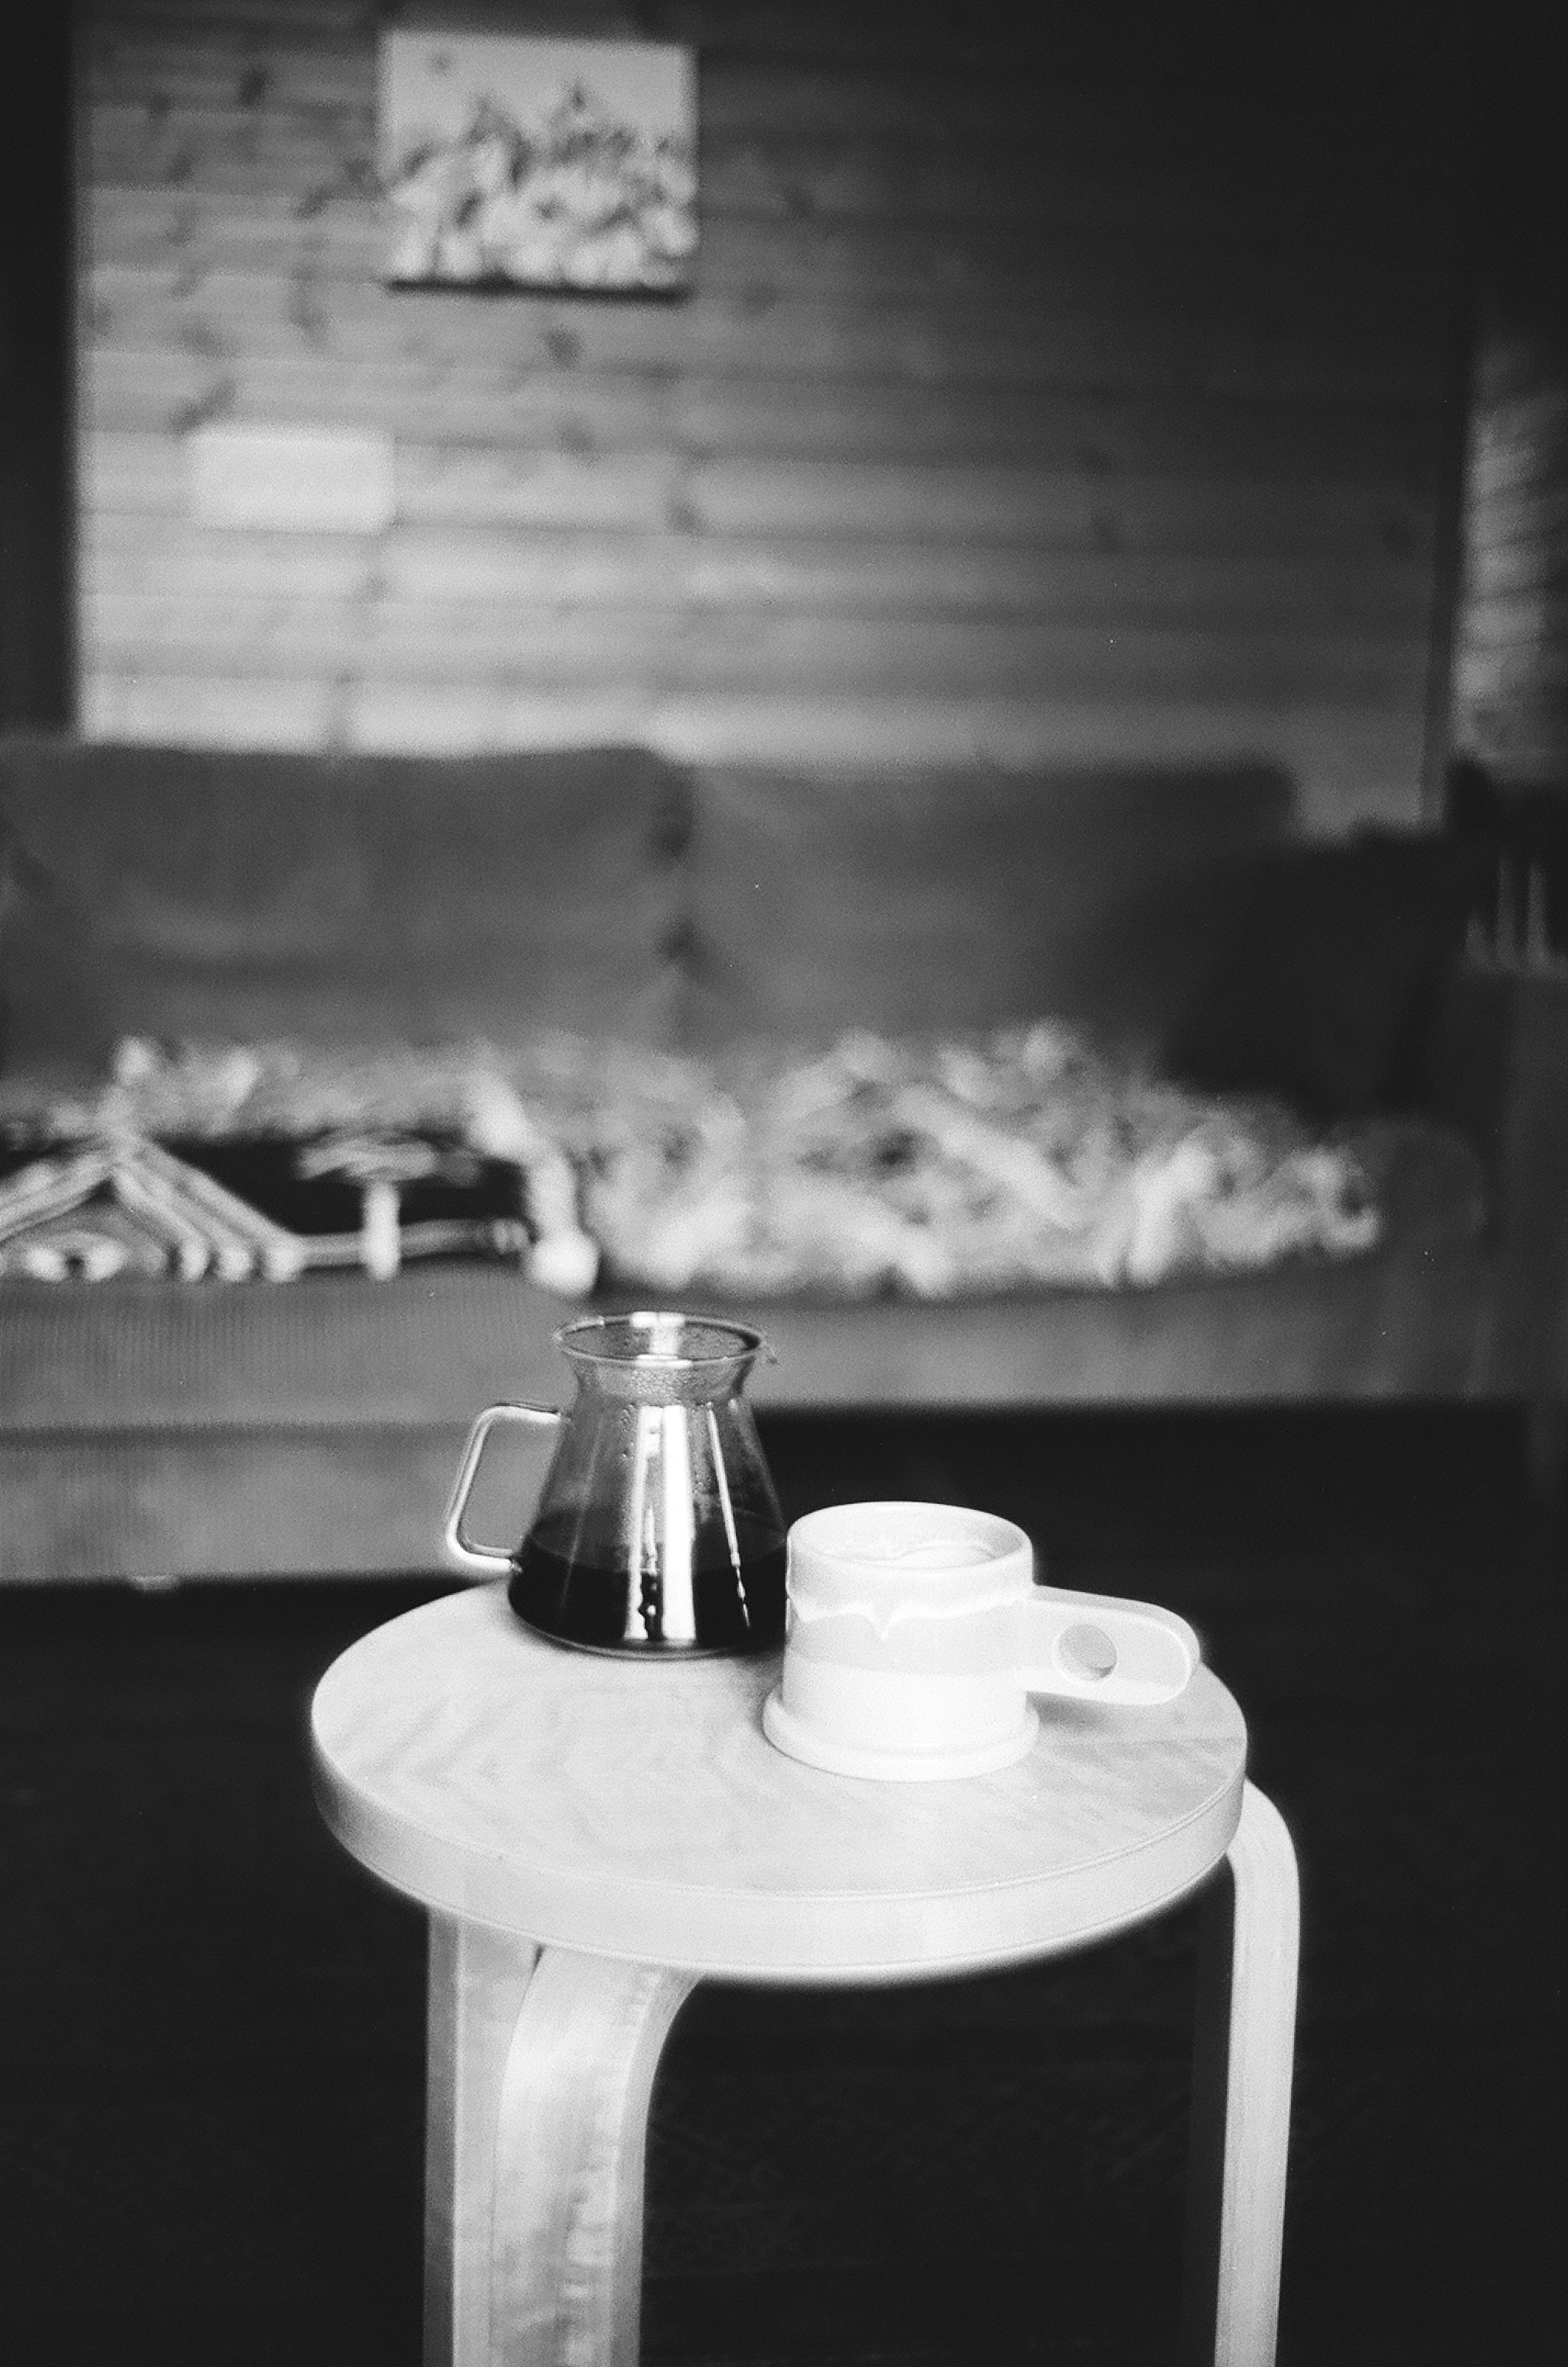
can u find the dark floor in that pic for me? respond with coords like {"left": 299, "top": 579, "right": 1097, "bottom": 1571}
{"left": 1, "top": 1406, "right": 1563, "bottom": 2365}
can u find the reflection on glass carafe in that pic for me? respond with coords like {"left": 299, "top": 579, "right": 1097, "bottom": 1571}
{"left": 443, "top": 1312, "right": 786, "bottom": 1655}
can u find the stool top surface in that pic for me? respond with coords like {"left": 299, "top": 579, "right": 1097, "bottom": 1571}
{"left": 311, "top": 1584, "right": 1246, "bottom": 1984}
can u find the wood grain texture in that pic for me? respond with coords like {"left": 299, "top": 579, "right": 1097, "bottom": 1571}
{"left": 75, "top": 36, "right": 1439, "bottom": 166}
{"left": 82, "top": 187, "right": 1450, "bottom": 316}
{"left": 78, "top": 0, "right": 1459, "bottom": 811}
{"left": 1452, "top": 305, "right": 1568, "bottom": 787}
{"left": 78, "top": 522, "right": 1434, "bottom": 628}
{"left": 489, "top": 1950, "right": 697, "bottom": 2367}
{"left": 82, "top": 348, "right": 1444, "bottom": 476}
{"left": 314, "top": 1593, "right": 1295, "bottom": 2365}
{"left": 82, "top": 105, "right": 1440, "bottom": 239}
{"left": 1180, "top": 1786, "right": 1300, "bottom": 2367}
{"left": 78, "top": 596, "right": 1430, "bottom": 702}
{"left": 418, "top": 1830, "right": 1299, "bottom": 2367}
{"left": 309, "top": 1582, "right": 1247, "bottom": 1983}
{"left": 85, "top": 276, "right": 1441, "bottom": 400}
{"left": 82, "top": 429, "right": 1439, "bottom": 558}
{"left": 424, "top": 1918, "right": 539, "bottom": 2367}
{"left": 422, "top": 1921, "right": 699, "bottom": 2367}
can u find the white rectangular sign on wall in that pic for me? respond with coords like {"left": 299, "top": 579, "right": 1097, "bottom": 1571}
{"left": 187, "top": 424, "right": 395, "bottom": 533}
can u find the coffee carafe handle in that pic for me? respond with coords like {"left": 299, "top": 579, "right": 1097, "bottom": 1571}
{"left": 443, "top": 1402, "right": 563, "bottom": 1576}
{"left": 1018, "top": 1584, "right": 1200, "bottom": 1707}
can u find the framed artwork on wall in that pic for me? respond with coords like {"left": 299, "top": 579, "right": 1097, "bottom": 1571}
{"left": 378, "top": 31, "right": 698, "bottom": 294}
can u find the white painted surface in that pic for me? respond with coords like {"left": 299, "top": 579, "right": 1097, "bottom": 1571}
{"left": 187, "top": 422, "right": 394, "bottom": 533}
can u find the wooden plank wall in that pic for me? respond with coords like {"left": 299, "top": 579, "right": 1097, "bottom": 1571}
{"left": 1452, "top": 348, "right": 1568, "bottom": 791}
{"left": 80, "top": 0, "right": 1467, "bottom": 828}
{"left": 1448, "top": 1, "right": 1568, "bottom": 798}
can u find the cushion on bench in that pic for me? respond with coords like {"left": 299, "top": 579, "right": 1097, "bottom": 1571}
{"left": 679, "top": 760, "right": 1293, "bottom": 1055}
{"left": 0, "top": 740, "right": 691, "bottom": 1078}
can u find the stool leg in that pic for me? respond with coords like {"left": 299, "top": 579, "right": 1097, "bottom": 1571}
{"left": 1179, "top": 1781, "right": 1300, "bottom": 2367}
{"left": 425, "top": 1915, "right": 541, "bottom": 2367}
{"left": 489, "top": 1946, "right": 698, "bottom": 2367}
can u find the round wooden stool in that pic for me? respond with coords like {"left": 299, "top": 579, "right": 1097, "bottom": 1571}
{"left": 311, "top": 1584, "right": 1298, "bottom": 2367}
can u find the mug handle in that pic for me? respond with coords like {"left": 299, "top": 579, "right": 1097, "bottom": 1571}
{"left": 1019, "top": 1583, "right": 1199, "bottom": 1707}
{"left": 442, "top": 1402, "right": 562, "bottom": 1576}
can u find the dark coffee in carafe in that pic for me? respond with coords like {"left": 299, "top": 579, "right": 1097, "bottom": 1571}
{"left": 445, "top": 1312, "right": 787, "bottom": 1656}
{"left": 508, "top": 1512, "right": 787, "bottom": 1653}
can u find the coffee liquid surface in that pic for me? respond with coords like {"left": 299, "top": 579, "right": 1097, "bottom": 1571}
{"left": 508, "top": 1509, "right": 786, "bottom": 1654}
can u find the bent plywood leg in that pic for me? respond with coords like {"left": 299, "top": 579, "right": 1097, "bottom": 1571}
{"left": 425, "top": 1915, "right": 541, "bottom": 2367}
{"left": 490, "top": 1947, "right": 698, "bottom": 2367}
{"left": 1179, "top": 1782, "right": 1300, "bottom": 2367}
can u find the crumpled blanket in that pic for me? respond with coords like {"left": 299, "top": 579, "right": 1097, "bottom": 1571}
{"left": 3, "top": 1022, "right": 1476, "bottom": 1300}
{"left": 561, "top": 1023, "right": 1385, "bottom": 1298}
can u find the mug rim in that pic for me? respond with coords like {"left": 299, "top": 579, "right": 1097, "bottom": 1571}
{"left": 789, "top": 1500, "right": 1031, "bottom": 1570}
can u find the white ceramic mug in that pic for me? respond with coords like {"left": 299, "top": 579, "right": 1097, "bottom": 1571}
{"left": 762, "top": 1501, "right": 1200, "bottom": 1780}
